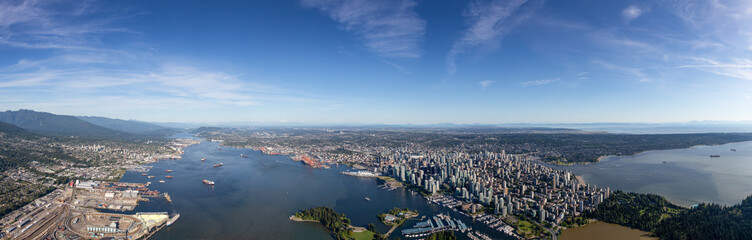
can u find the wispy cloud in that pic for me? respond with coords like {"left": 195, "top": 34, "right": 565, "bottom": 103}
{"left": 0, "top": 0, "right": 335, "bottom": 116}
{"left": 0, "top": 0, "right": 136, "bottom": 50}
{"left": 478, "top": 80, "right": 494, "bottom": 89}
{"left": 302, "top": 0, "right": 426, "bottom": 58}
{"left": 678, "top": 57, "right": 752, "bottom": 81}
{"left": 574, "top": 72, "right": 589, "bottom": 80}
{"left": 622, "top": 5, "right": 646, "bottom": 23}
{"left": 447, "top": 0, "right": 535, "bottom": 75}
{"left": 520, "top": 78, "right": 559, "bottom": 87}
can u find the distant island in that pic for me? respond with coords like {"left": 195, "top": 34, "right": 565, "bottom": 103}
{"left": 291, "top": 207, "right": 380, "bottom": 240}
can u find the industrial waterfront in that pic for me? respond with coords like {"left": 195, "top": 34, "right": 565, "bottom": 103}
{"left": 119, "top": 135, "right": 516, "bottom": 240}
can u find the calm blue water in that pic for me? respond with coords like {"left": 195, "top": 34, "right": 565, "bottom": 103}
{"left": 120, "top": 136, "right": 512, "bottom": 240}
{"left": 555, "top": 141, "right": 752, "bottom": 207}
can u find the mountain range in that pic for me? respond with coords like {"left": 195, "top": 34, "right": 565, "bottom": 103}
{"left": 0, "top": 109, "right": 178, "bottom": 138}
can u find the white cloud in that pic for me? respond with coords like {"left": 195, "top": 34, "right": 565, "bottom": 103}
{"left": 447, "top": 0, "right": 533, "bottom": 75}
{"left": 520, "top": 78, "right": 559, "bottom": 87}
{"left": 622, "top": 5, "right": 645, "bottom": 23}
{"left": 302, "top": 0, "right": 426, "bottom": 58}
{"left": 0, "top": 0, "right": 134, "bottom": 50}
{"left": 678, "top": 57, "right": 752, "bottom": 81}
{"left": 478, "top": 80, "right": 494, "bottom": 89}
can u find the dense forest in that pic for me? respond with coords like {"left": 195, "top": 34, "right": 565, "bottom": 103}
{"left": 294, "top": 207, "right": 356, "bottom": 240}
{"left": 425, "top": 231, "right": 456, "bottom": 240}
{"left": 584, "top": 191, "right": 682, "bottom": 231}
{"left": 585, "top": 191, "right": 752, "bottom": 239}
{"left": 653, "top": 196, "right": 752, "bottom": 240}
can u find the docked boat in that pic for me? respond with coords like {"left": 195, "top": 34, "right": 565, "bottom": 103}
{"left": 218, "top": 147, "right": 222, "bottom": 150}
{"left": 202, "top": 179, "right": 215, "bottom": 185}
{"left": 166, "top": 214, "right": 181, "bottom": 226}
{"left": 213, "top": 163, "right": 223, "bottom": 168}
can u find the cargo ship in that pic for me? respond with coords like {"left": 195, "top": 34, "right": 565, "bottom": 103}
{"left": 201, "top": 158, "right": 206, "bottom": 161}
{"left": 202, "top": 179, "right": 215, "bottom": 185}
{"left": 241, "top": 154, "right": 249, "bottom": 158}
{"left": 213, "top": 163, "right": 223, "bottom": 168}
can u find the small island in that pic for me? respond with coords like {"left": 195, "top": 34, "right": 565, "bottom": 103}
{"left": 291, "top": 207, "right": 380, "bottom": 240}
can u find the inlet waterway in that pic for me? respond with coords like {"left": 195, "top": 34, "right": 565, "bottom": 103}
{"left": 554, "top": 141, "right": 752, "bottom": 207}
{"left": 119, "top": 135, "right": 514, "bottom": 240}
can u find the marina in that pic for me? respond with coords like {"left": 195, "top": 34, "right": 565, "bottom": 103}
{"left": 401, "top": 213, "right": 470, "bottom": 238}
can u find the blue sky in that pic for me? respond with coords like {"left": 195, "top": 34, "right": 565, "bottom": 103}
{"left": 0, "top": 0, "right": 751, "bottom": 124}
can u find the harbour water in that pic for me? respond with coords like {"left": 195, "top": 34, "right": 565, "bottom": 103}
{"left": 555, "top": 141, "right": 752, "bottom": 207}
{"left": 119, "top": 135, "right": 514, "bottom": 240}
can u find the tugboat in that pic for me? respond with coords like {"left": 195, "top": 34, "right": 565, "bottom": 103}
{"left": 213, "top": 163, "right": 223, "bottom": 168}
{"left": 202, "top": 179, "right": 215, "bottom": 185}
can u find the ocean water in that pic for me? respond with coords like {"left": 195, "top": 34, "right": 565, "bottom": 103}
{"left": 556, "top": 141, "right": 752, "bottom": 207}
{"left": 119, "top": 138, "right": 513, "bottom": 240}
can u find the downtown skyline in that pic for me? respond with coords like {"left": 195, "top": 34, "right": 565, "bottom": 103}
{"left": 1, "top": 0, "right": 752, "bottom": 124}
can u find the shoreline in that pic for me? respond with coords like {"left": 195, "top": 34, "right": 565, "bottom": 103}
{"left": 289, "top": 215, "right": 319, "bottom": 223}
{"left": 593, "top": 140, "right": 751, "bottom": 163}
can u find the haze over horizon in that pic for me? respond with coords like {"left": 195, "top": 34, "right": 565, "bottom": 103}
{"left": 1, "top": 0, "right": 752, "bottom": 124}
